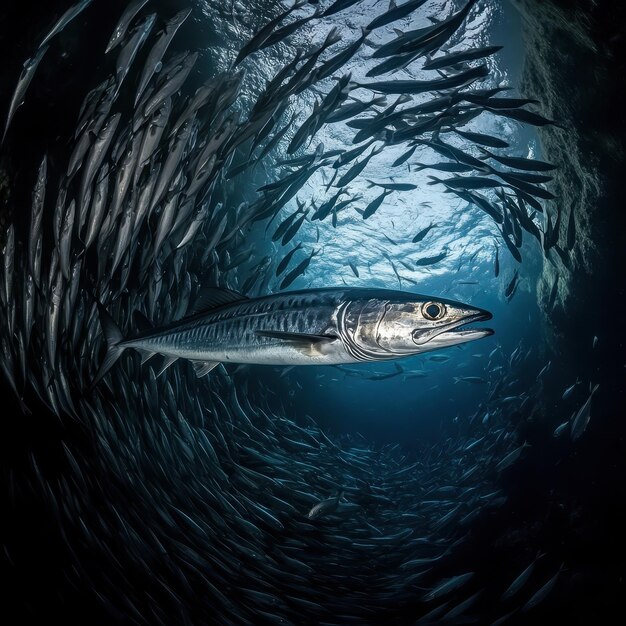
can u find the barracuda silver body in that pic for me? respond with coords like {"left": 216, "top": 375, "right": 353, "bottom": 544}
{"left": 93, "top": 287, "right": 493, "bottom": 387}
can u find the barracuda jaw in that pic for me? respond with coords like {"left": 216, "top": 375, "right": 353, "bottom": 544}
{"left": 412, "top": 311, "right": 494, "bottom": 348}
{"left": 434, "top": 325, "right": 495, "bottom": 346}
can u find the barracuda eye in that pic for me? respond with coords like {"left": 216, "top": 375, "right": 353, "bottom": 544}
{"left": 422, "top": 302, "right": 445, "bottom": 321}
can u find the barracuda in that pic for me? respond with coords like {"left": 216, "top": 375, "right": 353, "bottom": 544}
{"left": 92, "top": 287, "right": 493, "bottom": 387}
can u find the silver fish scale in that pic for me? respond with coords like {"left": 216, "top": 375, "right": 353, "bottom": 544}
{"left": 126, "top": 290, "right": 347, "bottom": 358}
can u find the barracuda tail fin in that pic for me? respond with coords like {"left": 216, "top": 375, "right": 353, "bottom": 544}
{"left": 90, "top": 304, "right": 125, "bottom": 391}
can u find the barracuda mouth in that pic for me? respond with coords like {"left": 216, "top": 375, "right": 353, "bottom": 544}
{"left": 436, "top": 311, "right": 494, "bottom": 342}
{"left": 412, "top": 311, "right": 494, "bottom": 346}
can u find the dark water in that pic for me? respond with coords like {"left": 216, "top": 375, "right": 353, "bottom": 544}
{"left": 1, "top": 0, "right": 624, "bottom": 624}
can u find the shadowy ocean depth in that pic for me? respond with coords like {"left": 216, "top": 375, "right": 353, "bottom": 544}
{"left": 1, "top": 0, "right": 624, "bottom": 624}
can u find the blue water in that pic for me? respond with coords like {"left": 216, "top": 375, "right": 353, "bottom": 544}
{"left": 207, "top": 0, "right": 550, "bottom": 448}
{"left": 2, "top": 1, "right": 621, "bottom": 624}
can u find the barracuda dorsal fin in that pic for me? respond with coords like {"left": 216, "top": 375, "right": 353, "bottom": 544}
{"left": 187, "top": 287, "right": 248, "bottom": 315}
{"left": 191, "top": 360, "right": 220, "bottom": 377}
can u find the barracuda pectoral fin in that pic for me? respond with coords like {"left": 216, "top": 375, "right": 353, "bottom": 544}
{"left": 190, "top": 360, "right": 220, "bottom": 377}
{"left": 255, "top": 330, "right": 338, "bottom": 357}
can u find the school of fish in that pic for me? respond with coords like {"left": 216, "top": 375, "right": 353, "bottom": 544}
{"left": 0, "top": 0, "right": 598, "bottom": 623}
